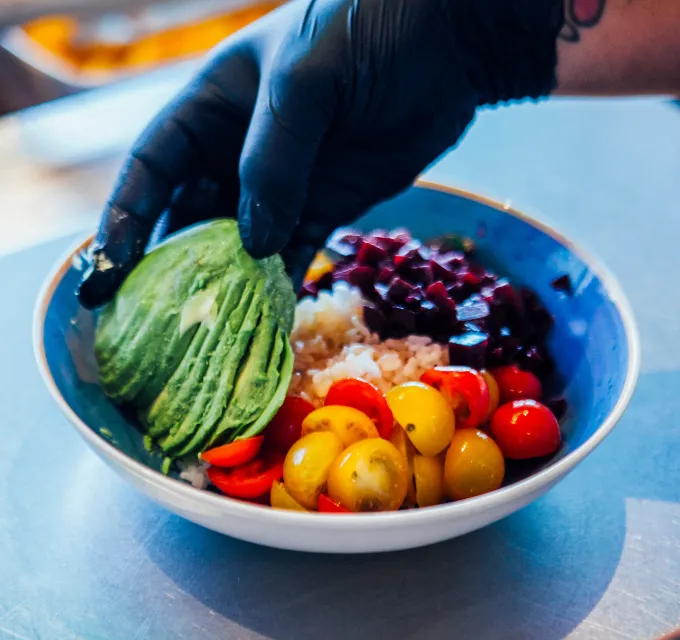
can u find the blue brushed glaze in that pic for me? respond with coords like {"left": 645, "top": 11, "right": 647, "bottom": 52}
{"left": 41, "top": 184, "right": 631, "bottom": 486}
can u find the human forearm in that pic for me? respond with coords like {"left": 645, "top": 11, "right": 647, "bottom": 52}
{"left": 555, "top": 0, "right": 680, "bottom": 95}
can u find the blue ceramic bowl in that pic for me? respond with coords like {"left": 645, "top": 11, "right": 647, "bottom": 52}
{"left": 34, "top": 182, "right": 640, "bottom": 553}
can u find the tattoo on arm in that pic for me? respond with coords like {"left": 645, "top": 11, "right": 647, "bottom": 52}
{"left": 559, "top": 0, "right": 607, "bottom": 42}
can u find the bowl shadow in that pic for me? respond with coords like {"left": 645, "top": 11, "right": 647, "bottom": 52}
{"left": 135, "top": 371, "right": 680, "bottom": 640}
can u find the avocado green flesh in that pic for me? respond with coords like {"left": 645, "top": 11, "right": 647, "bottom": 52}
{"left": 159, "top": 281, "right": 264, "bottom": 457}
{"left": 205, "top": 305, "right": 281, "bottom": 449}
{"left": 146, "top": 276, "right": 250, "bottom": 439}
{"left": 94, "top": 218, "right": 297, "bottom": 461}
{"left": 237, "top": 334, "right": 294, "bottom": 441}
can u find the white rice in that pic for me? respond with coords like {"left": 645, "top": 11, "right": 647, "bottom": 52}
{"left": 179, "top": 281, "right": 448, "bottom": 486}
{"left": 289, "top": 281, "right": 449, "bottom": 404}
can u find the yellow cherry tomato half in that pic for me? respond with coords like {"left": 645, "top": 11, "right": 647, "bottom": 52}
{"left": 481, "top": 370, "right": 500, "bottom": 423}
{"left": 270, "top": 481, "right": 308, "bottom": 511}
{"left": 327, "top": 438, "right": 409, "bottom": 512}
{"left": 304, "top": 251, "right": 335, "bottom": 283}
{"left": 301, "top": 405, "right": 379, "bottom": 447}
{"left": 283, "top": 431, "right": 345, "bottom": 509}
{"left": 386, "top": 382, "right": 455, "bottom": 457}
{"left": 413, "top": 454, "right": 445, "bottom": 508}
{"left": 444, "top": 429, "right": 505, "bottom": 500}
{"left": 389, "top": 424, "right": 417, "bottom": 507}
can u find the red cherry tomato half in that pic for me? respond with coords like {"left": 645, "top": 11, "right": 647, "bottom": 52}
{"left": 325, "top": 378, "right": 394, "bottom": 440}
{"left": 318, "top": 494, "right": 351, "bottom": 513}
{"left": 420, "top": 366, "right": 490, "bottom": 429}
{"left": 490, "top": 400, "right": 561, "bottom": 459}
{"left": 200, "top": 436, "right": 264, "bottom": 468}
{"left": 264, "top": 396, "right": 315, "bottom": 453}
{"left": 206, "top": 453, "right": 284, "bottom": 499}
{"left": 491, "top": 365, "right": 543, "bottom": 403}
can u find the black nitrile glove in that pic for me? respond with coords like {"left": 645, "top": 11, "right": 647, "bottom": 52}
{"left": 78, "top": 0, "right": 564, "bottom": 308}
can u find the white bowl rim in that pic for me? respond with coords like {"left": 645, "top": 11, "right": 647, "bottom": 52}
{"left": 32, "top": 180, "right": 642, "bottom": 530}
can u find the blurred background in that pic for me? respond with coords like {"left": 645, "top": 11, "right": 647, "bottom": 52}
{"left": 0, "top": 0, "right": 282, "bottom": 114}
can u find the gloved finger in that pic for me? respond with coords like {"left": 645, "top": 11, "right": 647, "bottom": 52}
{"left": 237, "top": 64, "right": 334, "bottom": 260}
{"left": 77, "top": 106, "right": 199, "bottom": 309}
{"left": 147, "top": 176, "right": 238, "bottom": 249}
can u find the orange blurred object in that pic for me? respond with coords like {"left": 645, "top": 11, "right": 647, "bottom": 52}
{"left": 20, "top": 2, "right": 281, "bottom": 79}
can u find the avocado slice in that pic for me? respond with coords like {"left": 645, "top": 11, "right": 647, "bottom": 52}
{"left": 159, "top": 280, "right": 266, "bottom": 457}
{"left": 236, "top": 330, "right": 294, "bottom": 441}
{"left": 146, "top": 276, "right": 250, "bottom": 439}
{"left": 204, "top": 305, "right": 281, "bottom": 448}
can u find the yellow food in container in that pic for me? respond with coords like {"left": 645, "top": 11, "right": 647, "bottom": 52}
{"left": 17, "top": 1, "right": 282, "bottom": 82}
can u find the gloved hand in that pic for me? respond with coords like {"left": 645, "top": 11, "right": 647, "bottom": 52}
{"left": 78, "top": 0, "right": 564, "bottom": 308}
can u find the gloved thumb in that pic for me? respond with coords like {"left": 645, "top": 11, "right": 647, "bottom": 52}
{"left": 237, "top": 72, "right": 332, "bottom": 259}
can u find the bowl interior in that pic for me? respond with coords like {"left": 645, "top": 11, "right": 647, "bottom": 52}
{"left": 40, "top": 185, "right": 632, "bottom": 487}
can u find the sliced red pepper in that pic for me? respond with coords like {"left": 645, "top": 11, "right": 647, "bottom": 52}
{"left": 420, "top": 366, "right": 490, "bottom": 430}
{"left": 318, "top": 494, "right": 351, "bottom": 513}
{"left": 206, "top": 453, "right": 283, "bottom": 500}
{"left": 200, "top": 435, "right": 264, "bottom": 468}
{"left": 325, "top": 378, "right": 394, "bottom": 439}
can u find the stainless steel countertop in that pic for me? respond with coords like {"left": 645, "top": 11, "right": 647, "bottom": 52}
{"left": 0, "top": 71, "right": 679, "bottom": 639}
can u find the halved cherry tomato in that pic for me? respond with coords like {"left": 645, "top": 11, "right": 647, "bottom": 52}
{"left": 389, "top": 423, "right": 417, "bottom": 507}
{"left": 302, "top": 405, "right": 379, "bottom": 447}
{"left": 386, "top": 382, "right": 455, "bottom": 457}
{"left": 325, "top": 378, "right": 394, "bottom": 439}
{"left": 200, "top": 435, "right": 264, "bottom": 467}
{"left": 481, "top": 370, "right": 500, "bottom": 423}
{"left": 264, "top": 396, "right": 315, "bottom": 454}
{"left": 413, "top": 454, "right": 445, "bottom": 508}
{"left": 490, "top": 399, "right": 561, "bottom": 459}
{"left": 327, "top": 438, "right": 409, "bottom": 512}
{"left": 421, "top": 366, "right": 490, "bottom": 429}
{"left": 491, "top": 365, "right": 543, "bottom": 403}
{"left": 444, "top": 429, "right": 505, "bottom": 499}
{"left": 271, "top": 481, "right": 308, "bottom": 511}
{"left": 318, "top": 494, "right": 351, "bottom": 513}
{"left": 283, "top": 431, "right": 345, "bottom": 509}
{"left": 207, "top": 452, "right": 284, "bottom": 499}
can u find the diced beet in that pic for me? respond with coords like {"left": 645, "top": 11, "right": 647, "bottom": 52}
{"left": 334, "top": 265, "right": 378, "bottom": 299}
{"left": 389, "top": 228, "right": 412, "bottom": 244}
{"left": 448, "top": 331, "right": 489, "bottom": 370}
{"left": 357, "top": 239, "right": 389, "bottom": 266}
{"left": 394, "top": 241, "right": 423, "bottom": 268}
{"left": 462, "top": 270, "right": 483, "bottom": 293}
{"left": 551, "top": 274, "right": 573, "bottom": 295}
{"left": 447, "top": 282, "right": 467, "bottom": 303}
{"left": 375, "top": 283, "right": 390, "bottom": 306}
{"left": 456, "top": 298, "right": 490, "bottom": 323}
{"left": 520, "top": 345, "right": 555, "bottom": 378}
{"left": 430, "top": 258, "right": 458, "bottom": 283}
{"left": 425, "top": 281, "right": 450, "bottom": 302}
{"left": 410, "top": 263, "right": 434, "bottom": 286}
{"left": 362, "top": 304, "right": 385, "bottom": 336}
{"left": 494, "top": 279, "right": 521, "bottom": 307}
{"left": 326, "top": 228, "right": 361, "bottom": 258}
{"left": 377, "top": 265, "right": 396, "bottom": 284}
{"left": 298, "top": 282, "right": 318, "bottom": 300}
{"left": 418, "top": 299, "right": 456, "bottom": 336}
{"left": 487, "top": 346, "right": 505, "bottom": 367}
{"left": 438, "top": 251, "right": 465, "bottom": 268}
{"left": 388, "top": 306, "right": 418, "bottom": 336}
{"left": 480, "top": 271, "right": 498, "bottom": 286}
{"left": 545, "top": 397, "right": 567, "bottom": 420}
{"left": 387, "top": 277, "right": 415, "bottom": 303}
{"left": 404, "top": 287, "right": 425, "bottom": 308}
{"left": 316, "top": 271, "right": 333, "bottom": 292}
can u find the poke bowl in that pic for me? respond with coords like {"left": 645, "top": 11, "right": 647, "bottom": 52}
{"left": 33, "top": 181, "right": 640, "bottom": 554}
